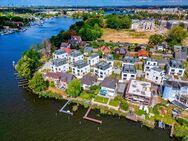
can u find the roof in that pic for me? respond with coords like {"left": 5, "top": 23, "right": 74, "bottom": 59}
{"left": 123, "top": 56, "right": 137, "bottom": 64}
{"left": 107, "top": 54, "right": 114, "bottom": 61}
{"left": 89, "top": 53, "right": 99, "bottom": 59}
{"left": 138, "top": 49, "right": 148, "bottom": 57}
{"left": 70, "top": 50, "right": 83, "bottom": 57}
{"left": 171, "top": 100, "right": 188, "bottom": 110}
{"left": 117, "top": 83, "right": 127, "bottom": 94}
{"left": 100, "top": 46, "right": 110, "bottom": 54}
{"left": 63, "top": 48, "right": 72, "bottom": 53}
{"left": 80, "top": 74, "right": 97, "bottom": 85}
{"left": 73, "top": 60, "right": 88, "bottom": 69}
{"left": 114, "top": 48, "right": 126, "bottom": 54}
{"left": 122, "top": 65, "right": 136, "bottom": 74}
{"left": 53, "top": 50, "right": 66, "bottom": 55}
{"left": 174, "top": 52, "right": 187, "bottom": 61}
{"left": 127, "top": 80, "right": 152, "bottom": 98}
{"left": 96, "top": 62, "right": 111, "bottom": 70}
{"left": 60, "top": 42, "right": 70, "bottom": 48}
{"left": 51, "top": 59, "right": 67, "bottom": 67}
{"left": 163, "top": 80, "right": 188, "bottom": 90}
{"left": 151, "top": 67, "right": 163, "bottom": 72}
{"left": 100, "top": 77, "right": 118, "bottom": 89}
{"left": 168, "top": 60, "right": 184, "bottom": 69}
{"left": 145, "top": 58, "right": 157, "bottom": 63}
{"left": 84, "top": 47, "right": 93, "bottom": 53}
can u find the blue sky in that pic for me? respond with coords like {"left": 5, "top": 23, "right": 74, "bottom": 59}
{"left": 0, "top": 0, "right": 187, "bottom": 6}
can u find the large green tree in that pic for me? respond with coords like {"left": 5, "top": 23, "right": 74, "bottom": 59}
{"left": 66, "top": 79, "right": 81, "bottom": 97}
{"left": 166, "top": 26, "right": 187, "bottom": 46}
{"left": 149, "top": 34, "right": 165, "bottom": 46}
{"left": 28, "top": 72, "right": 48, "bottom": 93}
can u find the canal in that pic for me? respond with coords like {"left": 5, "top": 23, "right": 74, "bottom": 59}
{"left": 0, "top": 17, "right": 176, "bottom": 141}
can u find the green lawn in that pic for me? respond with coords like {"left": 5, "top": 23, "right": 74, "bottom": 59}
{"left": 94, "top": 96, "right": 109, "bottom": 104}
{"left": 109, "top": 99, "right": 120, "bottom": 107}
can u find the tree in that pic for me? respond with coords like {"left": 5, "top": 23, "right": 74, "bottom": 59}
{"left": 28, "top": 72, "right": 48, "bottom": 93}
{"left": 149, "top": 34, "right": 165, "bottom": 46}
{"left": 166, "top": 26, "right": 187, "bottom": 46}
{"left": 66, "top": 79, "right": 81, "bottom": 97}
{"left": 120, "top": 100, "right": 129, "bottom": 111}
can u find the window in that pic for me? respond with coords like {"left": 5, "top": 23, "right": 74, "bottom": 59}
{"left": 156, "top": 77, "right": 158, "bottom": 80}
{"left": 131, "top": 75, "right": 135, "bottom": 78}
{"left": 124, "top": 74, "right": 127, "bottom": 77}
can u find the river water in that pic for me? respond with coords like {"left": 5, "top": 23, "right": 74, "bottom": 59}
{"left": 0, "top": 17, "right": 176, "bottom": 141}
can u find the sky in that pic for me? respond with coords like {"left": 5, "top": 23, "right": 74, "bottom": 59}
{"left": 0, "top": 0, "right": 187, "bottom": 6}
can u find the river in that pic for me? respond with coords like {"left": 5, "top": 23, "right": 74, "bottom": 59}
{"left": 0, "top": 17, "right": 176, "bottom": 141}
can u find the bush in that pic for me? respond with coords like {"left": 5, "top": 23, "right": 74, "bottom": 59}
{"left": 120, "top": 100, "right": 129, "bottom": 111}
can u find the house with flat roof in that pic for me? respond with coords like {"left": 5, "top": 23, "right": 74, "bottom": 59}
{"left": 106, "top": 54, "right": 114, "bottom": 66}
{"left": 125, "top": 80, "right": 152, "bottom": 105}
{"left": 145, "top": 67, "right": 166, "bottom": 85}
{"left": 166, "top": 60, "right": 185, "bottom": 77}
{"left": 87, "top": 53, "right": 99, "bottom": 66}
{"left": 99, "top": 77, "right": 118, "bottom": 97}
{"left": 160, "top": 80, "right": 188, "bottom": 110}
{"left": 68, "top": 50, "right": 84, "bottom": 63}
{"left": 53, "top": 50, "right": 68, "bottom": 60}
{"left": 144, "top": 58, "right": 158, "bottom": 72}
{"left": 122, "top": 56, "right": 137, "bottom": 66}
{"left": 121, "top": 65, "right": 137, "bottom": 81}
{"left": 94, "top": 62, "right": 112, "bottom": 80}
{"left": 84, "top": 47, "right": 93, "bottom": 55}
{"left": 174, "top": 51, "right": 187, "bottom": 62}
{"left": 72, "top": 60, "right": 90, "bottom": 78}
{"left": 80, "top": 74, "right": 97, "bottom": 90}
{"left": 51, "top": 59, "right": 69, "bottom": 72}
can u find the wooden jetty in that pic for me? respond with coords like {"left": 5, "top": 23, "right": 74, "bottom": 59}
{"left": 83, "top": 106, "right": 102, "bottom": 124}
{"left": 170, "top": 124, "right": 175, "bottom": 137}
{"left": 125, "top": 115, "right": 138, "bottom": 122}
{"left": 59, "top": 100, "right": 73, "bottom": 116}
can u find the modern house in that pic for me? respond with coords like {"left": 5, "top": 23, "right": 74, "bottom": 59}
{"left": 69, "top": 50, "right": 84, "bottom": 63}
{"left": 106, "top": 54, "right": 114, "bottom": 66}
{"left": 87, "top": 53, "right": 99, "bottom": 66}
{"left": 80, "top": 74, "right": 97, "bottom": 90}
{"left": 72, "top": 60, "right": 90, "bottom": 78}
{"left": 43, "top": 72, "right": 74, "bottom": 90}
{"left": 99, "top": 77, "right": 118, "bottom": 97}
{"left": 122, "top": 56, "right": 137, "bottom": 66}
{"left": 51, "top": 59, "right": 69, "bottom": 72}
{"left": 166, "top": 60, "right": 185, "bottom": 77}
{"left": 125, "top": 80, "right": 152, "bottom": 105}
{"left": 94, "top": 62, "right": 113, "bottom": 80}
{"left": 53, "top": 50, "right": 68, "bottom": 60}
{"left": 145, "top": 67, "right": 166, "bottom": 85}
{"left": 160, "top": 80, "right": 188, "bottom": 110}
{"left": 174, "top": 51, "right": 187, "bottom": 62}
{"left": 144, "top": 58, "right": 158, "bottom": 72}
{"left": 121, "top": 65, "right": 137, "bottom": 81}
{"left": 156, "top": 43, "right": 167, "bottom": 51}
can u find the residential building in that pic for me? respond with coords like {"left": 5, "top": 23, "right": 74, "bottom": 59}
{"left": 156, "top": 43, "right": 167, "bottom": 51}
{"left": 160, "top": 80, "right": 188, "bottom": 110}
{"left": 69, "top": 50, "right": 84, "bottom": 63}
{"left": 100, "top": 46, "right": 110, "bottom": 54}
{"left": 174, "top": 45, "right": 182, "bottom": 52}
{"left": 99, "top": 77, "right": 118, "bottom": 97}
{"left": 84, "top": 47, "right": 93, "bottom": 55}
{"left": 87, "top": 53, "right": 99, "bottom": 66}
{"left": 122, "top": 56, "right": 137, "bottom": 66}
{"left": 121, "top": 65, "right": 137, "bottom": 81}
{"left": 131, "top": 20, "right": 155, "bottom": 31}
{"left": 144, "top": 58, "right": 158, "bottom": 72}
{"left": 166, "top": 60, "right": 185, "bottom": 77}
{"left": 80, "top": 74, "right": 97, "bottom": 90}
{"left": 174, "top": 51, "right": 187, "bottom": 62}
{"left": 125, "top": 80, "right": 152, "bottom": 105}
{"left": 117, "top": 83, "right": 127, "bottom": 96}
{"left": 53, "top": 50, "right": 68, "bottom": 60}
{"left": 145, "top": 67, "right": 166, "bottom": 85}
{"left": 72, "top": 60, "right": 90, "bottom": 78}
{"left": 60, "top": 42, "right": 71, "bottom": 49}
{"left": 68, "top": 36, "right": 82, "bottom": 46}
{"left": 51, "top": 59, "right": 69, "bottom": 72}
{"left": 138, "top": 49, "right": 149, "bottom": 59}
{"left": 114, "top": 47, "right": 127, "bottom": 55}
{"left": 94, "top": 62, "right": 113, "bottom": 80}
{"left": 106, "top": 54, "right": 114, "bottom": 66}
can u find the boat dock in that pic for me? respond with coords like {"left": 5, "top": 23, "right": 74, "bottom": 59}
{"left": 59, "top": 100, "right": 73, "bottom": 116}
{"left": 83, "top": 106, "right": 102, "bottom": 124}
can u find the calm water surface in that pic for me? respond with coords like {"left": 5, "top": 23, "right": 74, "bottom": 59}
{"left": 0, "top": 17, "right": 176, "bottom": 141}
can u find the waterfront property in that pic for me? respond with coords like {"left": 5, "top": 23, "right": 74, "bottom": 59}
{"left": 72, "top": 60, "right": 90, "bottom": 78}
{"left": 144, "top": 58, "right": 158, "bottom": 72}
{"left": 68, "top": 50, "right": 84, "bottom": 63}
{"left": 53, "top": 49, "right": 68, "bottom": 60}
{"left": 80, "top": 74, "right": 97, "bottom": 90}
{"left": 94, "top": 62, "right": 112, "bottom": 80}
{"left": 99, "top": 77, "right": 118, "bottom": 97}
{"left": 87, "top": 53, "right": 100, "bottom": 66}
{"left": 166, "top": 60, "right": 185, "bottom": 77}
{"left": 160, "top": 80, "right": 188, "bottom": 110}
{"left": 125, "top": 80, "right": 152, "bottom": 105}
{"left": 51, "top": 59, "right": 69, "bottom": 72}
{"left": 145, "top": 67, "right": 166, "bottom": 85}
{"left": 121, "top": 65, "right": 137, "bottom": 81}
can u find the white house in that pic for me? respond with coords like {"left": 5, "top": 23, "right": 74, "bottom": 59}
{"left": 87, "top": 53, "right": 99, "bottom": 66}
{"left": 69, "top": 50, "right": 84, "bottom": 63}
{"left": 145, "top": 67, "right": 166, "bottom": 85}
{"left": 122, "top": 56, "right": 137, "bottom": 66}
{"left": 121, "top": 65, "right": 137, "bottom": 81}
{"left": 72, "top": 60, "right": 90, "bottom": 78}
{"left": 144, "top": 58, "right": 158, "bottom": 72}
{"left": 51, "top": 59, "right": 69, "bottom": 72}
{"left": 156, "top": 43, "right": 167, "bottom": 51}
{"left": 106, "top": 54, "right": 114, "bottom": 66}
{"left": 99, "top": 77, "right": 118, "bottom": 97}
{"left": 166, "top": 60, "right": 185, "bottom": 77}
{"left": 94, "top": 62, "right": 112, "bottom": 80}
{"left": 53, "top": 50, "right": 68, "bottom": 60}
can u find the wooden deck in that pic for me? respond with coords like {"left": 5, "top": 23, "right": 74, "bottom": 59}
{"left": 83, "top": 106, "right": 102, "bottom": 124}
{"left": 59, "top": 100, "right": 73, "bottom": 116}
